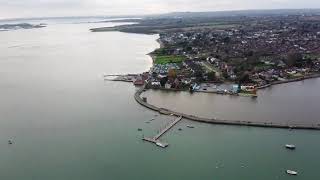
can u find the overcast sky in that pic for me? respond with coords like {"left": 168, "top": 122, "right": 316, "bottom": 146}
{"left": 1, "top": 0, "right": 320, "bottom": 19}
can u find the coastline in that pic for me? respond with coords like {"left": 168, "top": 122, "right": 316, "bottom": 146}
{"left": 148, "top": 37, "right": 320, "bottom": 94}
{"left": 132, "top": 36, "right": 320, "bottom": 130}
{"left": 147, "top": 37, "right": 163, "bottom": 64}
{"left": 149, "top": 36, "right": 320, "bottom": 91}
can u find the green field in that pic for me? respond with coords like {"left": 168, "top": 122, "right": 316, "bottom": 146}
{"left": 155, "top": 55, "right": 185, "bottom": 64}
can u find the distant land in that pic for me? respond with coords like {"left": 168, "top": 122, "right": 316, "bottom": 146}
{"left": 90, "top": 9, "right": 320, "bottom": 34}
{"left": 0, "top": 23, "right": 46, "bottom": 31}
{"left": 156, "top": 9, "right": 320, "bottom": 18}
{"left": 100, "top": 8, "right": 320, "bottom": 111}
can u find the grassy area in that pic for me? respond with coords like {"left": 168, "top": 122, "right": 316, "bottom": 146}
{"left": 155, "top": 55, "right": 186, "bottom": 64}
{"left": 152, "top": 48, "right": 168, "bottom": 55}
{"left": 255, "top": 63, "right": 274, "bottom": 71}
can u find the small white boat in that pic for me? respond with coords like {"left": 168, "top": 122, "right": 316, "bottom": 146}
{"left": 156, "top": 142, "right": 169, "bottom": 148}
{"left": 286, "top": 170, "right": 298, "bottom": 175}
{"left": 187, "top": 125, "right": 195, "bottom": 128}
{"left": 285, "top": 144, "right": 296, "bottom": 149}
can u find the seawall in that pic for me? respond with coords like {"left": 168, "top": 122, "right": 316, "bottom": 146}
{"left": 134, "top": 86, "right": 320, "bottom": 130}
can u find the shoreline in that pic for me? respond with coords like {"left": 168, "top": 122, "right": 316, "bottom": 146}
{"left": 132, "top": 36, "right": 320, "bottom": 130}
{"left": 148, "top": 36, "right": 320, "bottom": 91}
{"left": 257, "top": 73, "right": 320, "bottom": 89}
{"left": 139, "top": 74, "right": 320, "bottom": 97}
{"left": 147, "top": 37, "right": 163, "bottom": 64}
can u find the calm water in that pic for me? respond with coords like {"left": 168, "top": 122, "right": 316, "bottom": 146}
{"left": 143, "top": 78, "right": 320, "bottom": 126}
{"left": 0, "top": 18, "right": 319, "bottom": 180}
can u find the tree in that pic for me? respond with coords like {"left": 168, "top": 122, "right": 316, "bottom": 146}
{"left": 238, "top": 73, "right": 251, "bottom": 84}
{"left": 223, "top": 36, "right": 231, "bottom": 43}
{"left": 194, "top": 71, "right": 204, "bottom": 82}
{"left": 168, "top": 69, "right": 177, "bottom": 79}
{"left": 186, "top": 46, "right": 192, "bottom": 52}
{"left": 194, "top": 71, "right": 203, "bottom": 78}
{"left": 207, "top": 72, "right": 216, "bottom": 81}
{"left": 285, "top": 53, "right": 302, "bottom": 67}
{"left": 222, "top": 71, "right": 229, "bottom": 79}
{"left": 160, "top": 77, "right": 168, "bottom": 87}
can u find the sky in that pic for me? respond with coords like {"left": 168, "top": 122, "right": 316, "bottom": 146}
{"left": 0, "top": 0, "right": 320, "bottom": 19}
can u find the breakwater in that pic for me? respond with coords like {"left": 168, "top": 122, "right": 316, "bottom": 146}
{"left": 134, "top": 86, "right": 320, "bottom": 130}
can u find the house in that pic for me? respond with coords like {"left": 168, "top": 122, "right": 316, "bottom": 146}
{"left": 134, "top": 79, "right": 144, "bottom": 86}
{"left": 165, "top": 83, "right": 172, "bottom": 89}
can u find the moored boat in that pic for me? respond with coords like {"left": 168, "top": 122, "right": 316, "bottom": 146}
{"left": 156, "top": 142, "right": 169, "bottom": 148}
{"left": 286, "top": 170, "right": 298, "bottom": 175}
{"left": 8, "top": 139, "right": 13, "bottom": 144}
{"left": 285, "top": 144, "right": 296, "bottom": 150}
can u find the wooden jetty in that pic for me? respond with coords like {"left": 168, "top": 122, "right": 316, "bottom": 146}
{"left": 143, "top": 116, "right": 182, "bottom": 148}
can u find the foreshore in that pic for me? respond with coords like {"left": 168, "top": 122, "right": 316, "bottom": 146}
{"left": 134, "top": 85, "right": 320, "bottom": 130}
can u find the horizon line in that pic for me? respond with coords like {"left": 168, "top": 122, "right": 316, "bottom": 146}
{"left": 1, "top": 7, "right": 320, "bottom": 22}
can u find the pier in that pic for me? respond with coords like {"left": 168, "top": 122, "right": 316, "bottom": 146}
{"left": 143, "top": 116, "right": 182, "bottom": 148}
{"left": 104, "top": 74, "right": 139, "bottom": 82}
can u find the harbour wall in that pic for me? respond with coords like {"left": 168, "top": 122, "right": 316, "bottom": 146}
{"left": 134, "top": 86, "right": 320, "bottom": 130}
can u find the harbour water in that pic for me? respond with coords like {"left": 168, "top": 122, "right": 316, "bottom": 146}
{"left": 0, "top": 18, "right": 319, "bottom": 180}
{"left": 143, "top": 78, "right": 320, "bottom": 126}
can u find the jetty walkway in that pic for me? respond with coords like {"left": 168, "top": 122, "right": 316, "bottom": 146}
{"left": 134, "top": 86, "right": 320, "bottom": 130}
{"left": 142, "top": 116, "right": 182, "bottom": 147}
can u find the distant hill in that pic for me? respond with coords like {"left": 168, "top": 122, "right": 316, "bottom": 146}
{"left": 91, "top": 9, "right": 320, "bottom": 34}
{"left": 154, "top": 9, "right": 320, "bottom": 18}
{"left": 0, "top": 23, "right": 46, "bottom": 31}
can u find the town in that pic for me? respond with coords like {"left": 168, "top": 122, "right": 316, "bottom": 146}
{"left": 107, "top": 14, "right": 320, "bottom": 97}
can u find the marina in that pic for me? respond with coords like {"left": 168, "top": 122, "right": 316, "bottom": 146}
{"left": 142, "top": 116, "right": 182, "bottom": 148}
